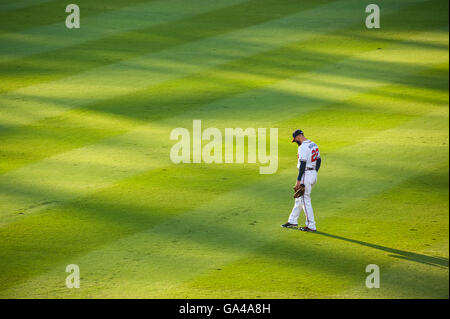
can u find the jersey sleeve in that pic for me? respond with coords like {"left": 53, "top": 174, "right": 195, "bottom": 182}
{"left": 299, "top": 144, "right": 308, "bottom": 161}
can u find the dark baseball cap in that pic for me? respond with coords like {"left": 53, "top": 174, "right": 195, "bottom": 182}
{"left": 292, "top": 129, "right": 303, "bottom": 142}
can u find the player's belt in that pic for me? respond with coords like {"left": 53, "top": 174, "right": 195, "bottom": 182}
{"left": 306, "top": 167, "right": 315, "bottom": 171}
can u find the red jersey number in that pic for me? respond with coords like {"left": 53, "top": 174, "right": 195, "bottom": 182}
{"left": 311, "top": 148, "right": 319, "bottom": 162}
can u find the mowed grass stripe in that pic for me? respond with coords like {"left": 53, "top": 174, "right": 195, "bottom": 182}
{"left": 0, "top": 33, "right": 396, "bottom": 174}
{"left": 0, "top": 0, "right": 339, "bottom": 124}
{"left": 67, "top": 108, "right": 445, "bottom": 299}
{"left": 0, "top": 0, "right": 53, "bottom": 14}
{"left": 0, "top": 0, "right": 152, "bottom": 33}
{"left": 0, "top": 0, "right": 248, "bottom": 63}
{"left": 0, "top": 25, "right": 447, "bottom": 224}
{"left": 163, "top": 168, "right": 449, "bottom": 298}
{"left": 0, "top": 0, "right": 445, "bottom": 176}
{"left": 0, "top": 30, "right": 444, "bottom": 219}
{"left": 0, "top": 0, "right": 426, "bottom": 127}
{"left": 0, "top": 107, "right": 447, "bottom": 298}
{"left": 0, "top": 0, "right": 335, "bottom": 93}
{"left": 0, "top": 35, "right": 447, "bottom": 293}
{"left": 0, "top": 0, "right": 447, "bottom": 297}
{"left": 0, "top": 112, "right": 446, "bottom": 296}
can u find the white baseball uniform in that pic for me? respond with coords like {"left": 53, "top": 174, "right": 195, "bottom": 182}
{"left": 288, "top": 140, "right": 320, "bottom": 230}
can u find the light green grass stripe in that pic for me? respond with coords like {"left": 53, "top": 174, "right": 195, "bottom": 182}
{"left": 0, "top": 28, "right": 446, "bottom": 225}
{"left": 1, "top": 97, "right": 446, "bottom": 295}
{"left": 0, "top": 0, "right": 153, "bottom": 35}
{"left": 2, "top": 108, "right": 446, "bottom": 298}
{"left": 0, "top": 0, "right": 426, "bottom": 128}
{"left": 80, "top": 107, "right": 444, "bottom": 299}
{"left": 0, "top": 0, "right": 336, "bottom": 94}
{"left": 0, "top": 0, "right": 52, "bottom": 12}
{"left": 0, "top": 2, "right": 447, "bottom": 177}
{"left": 0, "top": 0, "right": 247, "bottom": 62}
{"left": 0, "top": 55, "right": 447, "bottom": 294}
{"left": 185, "top": 30, "right": 448, "bottom": 128}
{"left": 336, "top": 238, "right": 449, "bottom": 298}
{"left": 165, "top": 169, "right": 448, "bottom": 298}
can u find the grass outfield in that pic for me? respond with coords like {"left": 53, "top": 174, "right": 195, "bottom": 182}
{"left": 0, "top": 0, "right": 448, "bottom": 298}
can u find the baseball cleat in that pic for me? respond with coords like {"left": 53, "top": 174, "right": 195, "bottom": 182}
{"left": 299, "top": 227, "right": 317, "bottom": 232}
{"left": 281, "top": 222, "right": 298, "bottom": 228}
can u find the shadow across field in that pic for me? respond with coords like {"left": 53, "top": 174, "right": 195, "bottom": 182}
{"left": 0, "top": 0, "right": 335, "bottom": 92}
{"left": 0, "top": 164, "right": 448, "bottom": 297}
{"left": 316, "top": 231, "right": 449, "bottom": 268}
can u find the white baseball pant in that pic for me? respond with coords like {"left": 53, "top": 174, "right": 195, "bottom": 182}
{"left": 288, "top": 170, "right": 317, "bottom": 230}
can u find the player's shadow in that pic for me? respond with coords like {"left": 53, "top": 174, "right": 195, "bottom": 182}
{"left": 316, "top": 231, "right": 449, "bottom": 268}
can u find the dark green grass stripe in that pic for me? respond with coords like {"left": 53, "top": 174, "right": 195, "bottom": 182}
{"left": 1, "top": 0, "right": 436, "bottom": 131}
{"left": 5, "top": 8, "right": 445, "bottom": 223}
{"left": 167, "top": 168, "right": 449, "bottom": 298}
{"left": 0, "top": 61, "right": 447, "bottom": 289}
{"left": 0, "top": 3, "right": 447, "bottom": 175}
{"left": 0, "top": 0, "right": 153, "bottom": 34}
{"left": 0, "top": 0, "right": 335, "bottom": 94}
{"left": 0, "top": 0, "right": 52, "bottom": 13}
{"left": 0, "top": 0, "right": 253, "bottom": 65}
{"left": 0, "top": 127, "right": 447, "bottom": 294}
{"left": 0, "top": 37, "right": 393, "bottom": 174}
{"left": 0, "top": 0, "right": 447, "bottom": 292}
{"left": 0, "top": 104, "right": 446, "bottom": 293}
{"left": 0, "top": 165, "right": 255, "bottom": 290}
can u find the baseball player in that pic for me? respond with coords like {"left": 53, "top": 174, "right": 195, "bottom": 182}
{"left": 282, "top": 130, "right": 322, "bottom": 232}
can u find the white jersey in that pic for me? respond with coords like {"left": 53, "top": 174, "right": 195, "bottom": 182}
{"left": 297, "top": 140, "right": 320, "bottom": 169}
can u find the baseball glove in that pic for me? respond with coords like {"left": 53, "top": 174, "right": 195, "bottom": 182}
{"left": 293, "top": 184, "right": 305, "bottom": 198}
